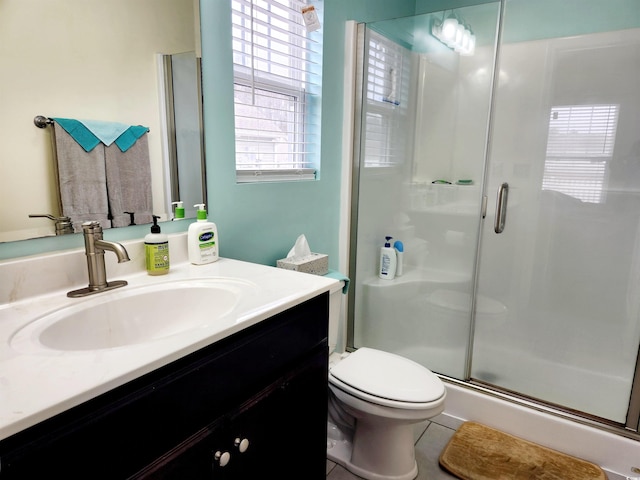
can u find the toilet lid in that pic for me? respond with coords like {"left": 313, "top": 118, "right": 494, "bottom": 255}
{"left": 329, "top": 347, "right": 445, "bottom": 403}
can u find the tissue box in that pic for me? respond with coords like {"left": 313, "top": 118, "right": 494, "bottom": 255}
{"left": 276, "top": 253, "right": 329, "bottom": 276}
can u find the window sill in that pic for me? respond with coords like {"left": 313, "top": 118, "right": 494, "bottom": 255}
{"left": 236, "top": 168, "right": 316, "bottom": 184}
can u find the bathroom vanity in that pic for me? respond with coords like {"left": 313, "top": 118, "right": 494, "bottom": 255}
{"left": 0, "top": 241, "right": 337, "bottom": 479}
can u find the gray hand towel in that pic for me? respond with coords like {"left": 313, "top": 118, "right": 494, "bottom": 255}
{"left": 105, "top": 133, "right": 153, "bottom": 227}
{"left": 53, "top": 122, "right": 111, "bottom": 232}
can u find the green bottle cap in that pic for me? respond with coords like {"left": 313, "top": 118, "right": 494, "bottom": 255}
{"left": 194, "top": 203, "right": 207, "bottom": 221}
{"left": 171, "top": 201, "right": 185, "bottom": 219}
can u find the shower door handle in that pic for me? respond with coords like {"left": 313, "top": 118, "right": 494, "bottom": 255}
{"left": 494, "top": 182, "right": 509, "bottom": 234}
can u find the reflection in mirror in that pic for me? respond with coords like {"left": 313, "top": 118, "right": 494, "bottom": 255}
{"left": 162, "top": 52, "right": 207, "bottom": 221}
{"left": 0, "top": 0, "right": 202, "bottom": 243}
{"left": 36, "top": 116, "right": 154, "bottom": 232}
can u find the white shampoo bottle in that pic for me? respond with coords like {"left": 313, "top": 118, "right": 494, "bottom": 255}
{"left": 188, "top": 204, "right": 219, "bottom": 265}
{"left": 378, "top": 236, "right": 397, "bottom": 280}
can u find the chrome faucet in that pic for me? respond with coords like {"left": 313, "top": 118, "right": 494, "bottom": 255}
{"left": 67, "top": 221, "right": 131, "bottom": 298}
{"left": 28, "top": 214, "right": 74, "bottom": 235}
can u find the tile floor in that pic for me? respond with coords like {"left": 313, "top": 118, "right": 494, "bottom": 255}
{"left": 325, "top": 414, "right": 626, "bottom": 480}
{"left": 325, "top": 414, "right": 461, "bottom": 480}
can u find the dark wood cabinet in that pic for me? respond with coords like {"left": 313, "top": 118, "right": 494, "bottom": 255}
{"left": 0, "top": 294, "right": 329, "bottom": 480}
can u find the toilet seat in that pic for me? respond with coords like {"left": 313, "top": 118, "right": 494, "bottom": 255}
{"left": 329, "top": 347, "right": 445, "bottom": 409}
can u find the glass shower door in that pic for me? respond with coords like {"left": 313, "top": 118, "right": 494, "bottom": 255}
{"left": 350, "top": 3, "right": 501, "bottom": 379}
{"left": 472, "top": 0, "right": 640, "bottom": 424}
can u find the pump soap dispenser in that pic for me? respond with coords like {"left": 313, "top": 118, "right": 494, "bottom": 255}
{"left": 378, "top": 236, "right": 397, "bottom": 280}
{"left": 188, "top": 204, "right": 219, "bottom": 265}
{"left": 145, "top": 215, "right": 170, "bottom": 275}
{"left": 171, "top": 201, "right": 185, "bottom": 221}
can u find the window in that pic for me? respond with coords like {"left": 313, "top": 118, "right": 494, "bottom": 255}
{"left": 362, "top": 30, "right": 411, "bottom": 169}
{"left": 231, "top": 0, "right": 323, "bottom": 183}
{"left": 543, "top": 104, "right": 619, "bottom": 203}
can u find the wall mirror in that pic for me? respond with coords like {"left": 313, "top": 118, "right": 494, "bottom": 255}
{"left": 0, "top": 0, "right": 205, "bottom": 243}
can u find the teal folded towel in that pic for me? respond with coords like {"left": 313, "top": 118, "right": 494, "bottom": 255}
{"left": 115, "top": 125, "right": 150, "bottom": 152}
{"left": 325, "top": 270, "right": 350, "bottom": 294}
{"left": 79, "top": 119, "right": 129, "bottom": 146}
{"left": 52, "top": 118, "right": 101, "bottom": 152}
{"left": 52, "top": 118, "right": 149, "bottom": 152}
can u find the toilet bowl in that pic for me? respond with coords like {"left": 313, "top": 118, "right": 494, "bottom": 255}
{"left": 326, "top": 282, "right": 446, "bottom": 480}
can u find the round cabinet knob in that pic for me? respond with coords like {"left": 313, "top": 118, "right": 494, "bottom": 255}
{"left": 234, "top": 437, "right": 250, "bottom": 453}
{"left": 214, "top": 451, "right": 231, "bottom": 467}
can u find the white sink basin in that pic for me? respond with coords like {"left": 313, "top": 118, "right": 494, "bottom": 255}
{"left": 10, "top": 278, "right": 256, "bottom": 353}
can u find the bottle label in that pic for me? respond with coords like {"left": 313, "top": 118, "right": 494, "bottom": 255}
{"left": 145, "top": 243, "right": 170, "bottom": 272}
{"left": 198, "top": 230, "right": 217, "bottom": 258}
{"left": 381, "top": 254, "right": 390, "bottom": 275}
{"left": 199, "top": 231, "right": 214, "bottom": 242}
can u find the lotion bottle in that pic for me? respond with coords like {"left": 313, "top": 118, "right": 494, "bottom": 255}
{"left": 378, "top": 236, "right": 397, "bottom": 280}
{"left": 145, "top": 215, "right": 170, "bottom": 275}
{"left": 171, "top": 201, "right": 185, "bottom": 221}
{"left": 188, "top": 204, "right": 219, "bottom": 265}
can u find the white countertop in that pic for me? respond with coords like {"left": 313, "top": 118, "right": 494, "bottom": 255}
{"left": 0, "top": 241, "right": 338, "bottom": 441}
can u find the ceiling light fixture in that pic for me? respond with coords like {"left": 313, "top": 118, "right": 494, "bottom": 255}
{"left": 432, "top": 11, "right": 476, "bottom": 56}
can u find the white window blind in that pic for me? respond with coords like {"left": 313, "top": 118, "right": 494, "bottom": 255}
{"left": 363, "top": 30, "right": 410, "bottom": 168}
{"left": 231, "top": 0, "right": 322, "bottom": 183}
{"left": 543, "top": 104, "right": 619, "bottom": 203}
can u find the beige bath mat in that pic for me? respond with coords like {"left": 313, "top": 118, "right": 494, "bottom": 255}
{"left": 439, "top": 421, "right": 607, "bottom": 480}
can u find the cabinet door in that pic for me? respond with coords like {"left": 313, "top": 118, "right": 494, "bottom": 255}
{"left": 129, "top": 417, "right": 227, "bottom": 479}
{"left": 131, "top": 349, "right": 328, "bottom": 480}
{"left": 229, "top": 350, "right": 328, "bottom": 479}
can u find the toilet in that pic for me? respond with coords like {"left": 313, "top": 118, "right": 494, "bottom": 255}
{"left": 326, "top": 282, "right": 446, "bottom": 480}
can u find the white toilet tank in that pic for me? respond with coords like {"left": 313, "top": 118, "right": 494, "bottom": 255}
{"left": 328, "top": 281, "right": 345, "bottom": 354}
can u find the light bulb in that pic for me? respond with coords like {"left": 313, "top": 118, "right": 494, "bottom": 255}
{"left": 441, "top": 17, "right": 458, "bottom": 42}
{"left": 432, "top": 22, "right": 442, "bottom": 40}
{"left": 461, "top": 33, "right": 476, "bottom": 56}
{"left": 455, "top": 23, "right": 465, "bottom": 48}
{"left": 462, "top": 28, "right": 471, "bottom": 50}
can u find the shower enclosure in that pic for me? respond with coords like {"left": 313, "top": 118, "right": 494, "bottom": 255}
{"left": 348, "top": 0, "right": 640, "bottom": 434}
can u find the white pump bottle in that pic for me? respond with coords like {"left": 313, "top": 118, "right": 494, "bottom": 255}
{"left": 188, "top": 204, "right": 219, "bottom": 265}
{"left": 378, "top": 236, "right": 397, "bottom": 280}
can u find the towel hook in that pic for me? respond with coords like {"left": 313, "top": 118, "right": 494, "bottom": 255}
{"left": 34, "top": 115, "right": 53, "bottom": 128}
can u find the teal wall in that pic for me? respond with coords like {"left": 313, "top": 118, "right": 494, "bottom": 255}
{"left": 415, "top": 0, "right": 640, "bottom": 41}
{"left": 416, "top": 0, "right": 496, "bottom": 14}
{"left": 189, "top": 0, "right": 640, "bottom": 270}
{"left": 5, "top": 0, "right": 637, "bottom": 263}
{"left": 0, "top": 214, "right": 190, "bottom": 261}
{"left": 199, "top": 0, "right": 416, "bottom": 268}
{"left": 0, "top": 0, "right": 415, "bottom": 263}
{"left": 501, "top": 0, "right": 640, "bottom": 43}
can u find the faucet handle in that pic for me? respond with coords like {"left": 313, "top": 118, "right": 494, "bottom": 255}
{"left": 81, "top": 220, "right": 102, "bottom": 232}
{"left": 29, "top": 214, "right": 74, "bottom": 235}
{"left": 29, "top": 213, "right": 70, "bottom": 221}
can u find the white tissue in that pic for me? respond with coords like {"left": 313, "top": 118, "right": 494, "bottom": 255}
{"left": 278, "top": 234, "right": 328, "bottom": 275}
{"left": 287, "top": 234, "right": 312, "bottom": 258}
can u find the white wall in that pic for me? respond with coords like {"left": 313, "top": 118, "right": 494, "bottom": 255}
{"left": 0, "top": 0, "right": 196, "bottom": 241}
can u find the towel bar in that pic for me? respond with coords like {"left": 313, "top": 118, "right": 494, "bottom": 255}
{"left": 34, "top": 115, "right": 53, "bottom": 128}
{"left": 34, "top": 115, "right": 150, "bottom": 133}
